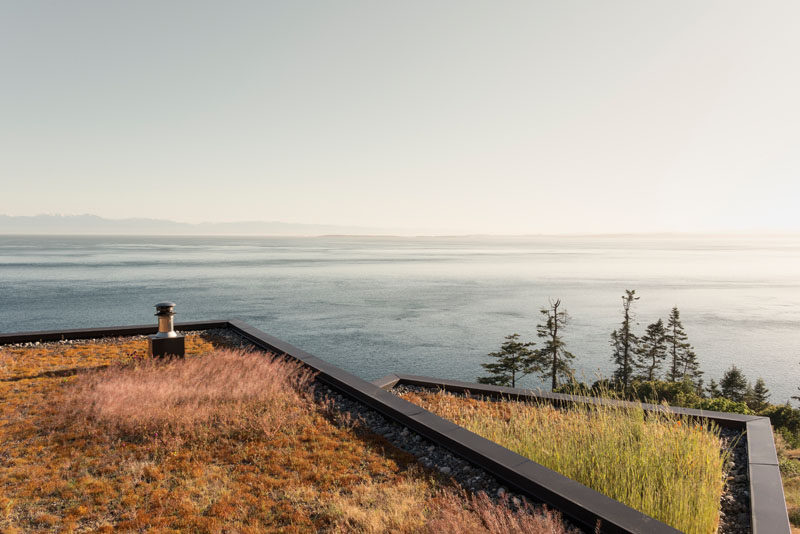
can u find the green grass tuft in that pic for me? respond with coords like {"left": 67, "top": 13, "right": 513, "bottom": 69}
{"left": 401, "top": 390, "right": 729, "bottom": 534}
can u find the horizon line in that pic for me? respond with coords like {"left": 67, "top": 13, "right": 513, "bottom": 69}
{"left": 1, "top": 231, "right": 799, "bottom": 238}
{"left": 1, "top": 214, "right": 798, "bottom": 238}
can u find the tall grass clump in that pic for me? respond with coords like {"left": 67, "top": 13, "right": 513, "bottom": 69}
{"left": 401, "top": 390, "right": 728, "bottom": 534}
{"left": 63, "top": 348, "right": 315, "bottom": 442}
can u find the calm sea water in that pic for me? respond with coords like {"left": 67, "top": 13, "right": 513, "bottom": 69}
{"left": 1, "top": 235, "right": 798, "bottom": 402}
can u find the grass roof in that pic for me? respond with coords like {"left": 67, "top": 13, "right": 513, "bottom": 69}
{"left": 0, "top": 334, "right": 571, "bottom": 533}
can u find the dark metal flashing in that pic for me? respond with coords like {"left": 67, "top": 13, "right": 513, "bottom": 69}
{"left": 745, "top": 417, "right": 787, "bottom": 534}
{"left": 375, "top": 374, "right": 760, "bottom": 428}
{"left": 371, "top": 373, "right": 401, "bottom": 389}
{"left": 0, "top": 321, "right": 229, "bottom": 345}
{"left": 749, "top": 464, "right": 789, "bottom": 534}
{"left": 375, "top": 374, "right": 790, "bottom": 534}
{"left": 1, "top": 321, "right": 789, "bottom": 533}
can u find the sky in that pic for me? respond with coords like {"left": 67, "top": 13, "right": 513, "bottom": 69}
{"left": 1, "top": 1, "right": 799, "bottom": 235}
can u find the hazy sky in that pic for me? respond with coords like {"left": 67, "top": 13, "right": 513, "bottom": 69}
{"left": 2, "top": 1, "right": 799, "bottom": 234}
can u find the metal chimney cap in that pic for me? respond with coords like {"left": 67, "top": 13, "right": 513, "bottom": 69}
{"left": 153, "top": 302, "right": 178, "bottom": 338}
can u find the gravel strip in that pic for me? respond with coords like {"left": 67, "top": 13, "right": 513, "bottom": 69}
{"left": 718, "top": 427, "right": 751, "bottom": 534}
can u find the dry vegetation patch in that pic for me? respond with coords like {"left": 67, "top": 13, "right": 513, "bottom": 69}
{"left": 399, "top": 389, "right": 729, "bottom": 534}
{"left": 63, "top": 348, "right": 315, "bottom": 444}
{"left": 1, "top": 336, "right": 571, "bottom": 533}
{"left": 776, "top": 436, "right": 800, "bottom": 532}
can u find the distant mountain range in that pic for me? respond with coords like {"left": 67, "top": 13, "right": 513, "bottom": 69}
{"left": 0, "top": 214, "right": 393, "bottom": 236}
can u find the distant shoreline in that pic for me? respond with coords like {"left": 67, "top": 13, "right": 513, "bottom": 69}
{"left": 1, "top": 214, "right": 798, "bottom": 238}
{"left": 1, "top": 232, "right": 799, "bottom": 239}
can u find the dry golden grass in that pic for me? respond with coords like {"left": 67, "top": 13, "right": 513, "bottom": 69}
{"left": 776, "top": 436, "right": 800, "bottom": 531}
{"left": 326, "top": 482, "right": 573, "bottom": 534}
{"left": 400, "top": 389, "right": 727, "bottom": 534}
{"left": 0, "top": 336, "right": 571, "bottom": 533}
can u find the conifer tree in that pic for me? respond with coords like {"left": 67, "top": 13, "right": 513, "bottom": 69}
{"left": 719, "top": 365, "right": 749, "bottom": 402}
{"left": 664, "top": 307, "right": 701, "bottom": 384}
{"left": 636, "top": 318, "right": 667, "bottom": 381}
{"left": 747, "top": 377, "right": 770, "bottom": 411}
{"left": 681, "top": 349, "right": 703, "bottom": 385}
{"left": 536, "top": 299, "right": 575, "bottom": 391}
{"left": 793, "top": 363, "right": 800, "bottom": 406}
{"left": 707, "top": 379, "right": 722, "bottom": 398}
{"left": 694, "top": 376, "right": 705, "bottom": 396}
{"left": 478, "top": 334, "right": 538, "bottom": 388}
{"left": 610, "top": 289, "right": 639, "bottom": 391}
{"left": 744, "top": 382, "right": 755, "bottom": 409}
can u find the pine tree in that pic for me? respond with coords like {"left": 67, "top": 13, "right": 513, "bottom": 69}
{"left": 536, "top": 299, "right": 575, "bottom": 391}
{"left": 707, "top": 379, "right": 721, "bottom": 398}
{"left": 694, "top": 376, "right": 705, "bottom": 396}
{"left": 681, "top": 349, "right": 703, "bottom": 386}
{"left": 636, "top": 318, "right": 667, "bottom": 381}
{"left": 793, "top": 362, "right": 800, "bottom": 406}
{"left": 747, "top": 377, "right": 770, "bottom": 411}
{"left": 744, "top": 382, "right": 755, "bottom": 409}
{"left": 610, "top": 289, "right": 639, "bottom": 391}
{"left": 719, "top": 365, "right": 749, "bottom": 402}
{"left": 478, "top": 334, "right": 538, "bottom": 388}
{"left": 664, "top": 307, "right": 701, "bottom": 384}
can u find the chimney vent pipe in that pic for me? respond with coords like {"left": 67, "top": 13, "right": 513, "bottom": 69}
{"left": 148, "top": 302, "right": 185, "bottom": 358}
{"left": 154, "top": 302, "right": 178, "bottom": 338}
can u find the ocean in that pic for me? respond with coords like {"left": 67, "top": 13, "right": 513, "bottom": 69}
{"left": 1, "top": 234, "right": 798, "bottom": 402}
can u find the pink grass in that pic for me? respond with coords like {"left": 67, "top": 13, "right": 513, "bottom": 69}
{"left": 62, "top": 348, "right": 315, "bottom": 441}
{"left": 427, "top": 490, "right": 578, "bottom": 534}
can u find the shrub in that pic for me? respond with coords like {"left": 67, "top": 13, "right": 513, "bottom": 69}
{"left": 788, "top": 507, "right": 800, "bottom": 527}
{"left": 780, "top": 458, "right": 800, "bottom": 477}
{"left": 761, "top": 403, "right": 800, "bottom": 427}
{"left": 695, "top": 397, "right": 754, "bottom": 415}
{"left": 629, "top": 379, "right": 697, "bottom": 405}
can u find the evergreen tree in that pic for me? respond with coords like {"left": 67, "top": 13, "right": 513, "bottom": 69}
{"left": 664, "top": 307, "right": 702, "bottom": 384}
{"left": 793, "top": 363, "right": 800, "bottom": 406}
{"left": 636, "top": 318, "right": 667, "bottom": 381}
{"left": 610, "top": 289, "right": 639, "bottom": 391}
{"left": 719, "top": 365, "right": 749, "bottom": 403}
{"left": 744, "top": 382, "right": 755, "bottom": 409}
{"left": 707, "top": 379, "right": 721, "bottom": 398}
{"left": 681, "top": 349, "right": 703, "bottom": 386}
{"left": 694, "top": 376, "right": 705, "bottom": 396}
{"left": 747, "top": 377, "right": 770, "bottom": 412}
{"left": 536, "top": 299, "right": 575, "bottom": 391}
{"left": 478, "top": 334, "right": 538, "bottom": 388}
